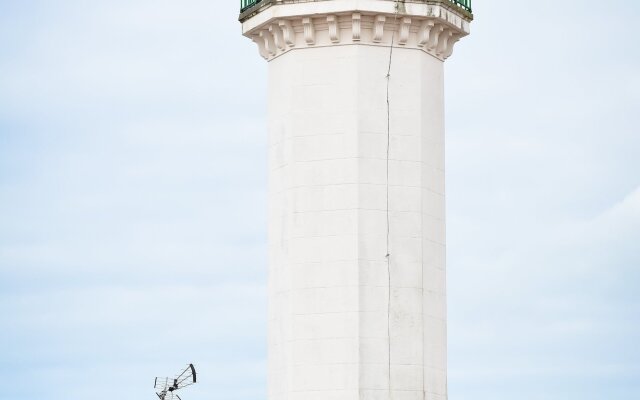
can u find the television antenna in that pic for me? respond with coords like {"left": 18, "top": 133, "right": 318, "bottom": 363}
{"left": 154, "top": 363, "right": 197, "bottom": 400}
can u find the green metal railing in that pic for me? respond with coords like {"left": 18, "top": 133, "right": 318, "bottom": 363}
{"left": 241, "top": 0, "right": 471, "bottom": 14}
{"left": 240, "top": 0, "right": 261, "bottom": 12}
{"left": 449, "top": 0, "right": 472, "bottom": 11}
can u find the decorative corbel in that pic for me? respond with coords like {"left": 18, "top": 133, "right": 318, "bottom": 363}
{"left": 327, "top": 15, "right": 340, "bottom": 43}
{"left": 443, "top": 32, "right": 463, "bottom": 59}
{"left": 436, "top": 29, "right": 453, "bottom": 57}
{"left": 251, "top": 35, "right": 269, "bottom": 60}
{"left": 270, "top": 24, "right": 285, "bottom": 51}
{"left": 373, "top": 15, "right": 386, "bottom": 43}
{"left": 302, "top": 17, "right": 315, "bottom": 45}
{"left": 278, "top": 20, "right": 296, "bottom": 48}
{"left": 260, "top": 29, "right": 277, "bottom": 56}
{"left": 398, "top": 17, "right": 411, "bottom": 45}
{"left": 417, "top": 20, "right": 435, "bottom": 48}
{"left": 426, "top": 25, "right": 444, "bottom": 51}
{"left": 352, "top": 13, "right": 361, "bottom": 42}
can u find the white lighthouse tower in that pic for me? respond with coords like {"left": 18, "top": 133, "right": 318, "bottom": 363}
{"left": 239, "top": 1, "right": 472, "bottom": 400}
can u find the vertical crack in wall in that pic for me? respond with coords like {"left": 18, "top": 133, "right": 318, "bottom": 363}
{"left": 386, "top": 2, "right": 401, "bottom": 399}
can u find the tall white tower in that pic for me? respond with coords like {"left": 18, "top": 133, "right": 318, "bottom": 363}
{"left": 239, "top": 1, "right": 472, "bottom": 400}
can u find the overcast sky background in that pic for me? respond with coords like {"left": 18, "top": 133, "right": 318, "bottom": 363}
{"left": 0, "top": 0, "right": 638, "bottom": 399}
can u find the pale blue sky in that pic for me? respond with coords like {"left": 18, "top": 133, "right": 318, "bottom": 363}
{"left": 0, "top": 1, "right": 638, "bottom": 399}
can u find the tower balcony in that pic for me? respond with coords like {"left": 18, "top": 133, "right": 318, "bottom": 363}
{"left": 240, "top": 0, "right": 472, "bottom": 19}
{"left": 239, "top": 0, "right": 472, "bottom": 61}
